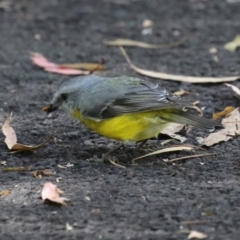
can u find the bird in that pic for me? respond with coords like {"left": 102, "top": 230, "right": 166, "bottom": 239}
{"left": 43, "top": 75, "right": 220, "bottom": 159}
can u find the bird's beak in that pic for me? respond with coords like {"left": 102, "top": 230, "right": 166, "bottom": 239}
{"left": 42, "top": 103, "right": 59, "bottom": 113}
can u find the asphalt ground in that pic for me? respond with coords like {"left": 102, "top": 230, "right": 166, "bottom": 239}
{"left": 0, "top": 0, "right": 240, "bottom": 239}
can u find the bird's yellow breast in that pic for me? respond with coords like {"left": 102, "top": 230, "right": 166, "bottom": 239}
{"left": 72, "top": 109, "right": 169, "bottom": 142}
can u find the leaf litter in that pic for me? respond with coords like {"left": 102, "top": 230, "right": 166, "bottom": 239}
{"left": 41, "top": 182, "right": 71, "bottom": 206}
{"left": 119, "top": 47, "right": 240, "bottom": 83}
{"left": 197, "top": 108, "right": 240, "bottom": 146}
{"left": 161, "top": 123, "right": 187, "bottom": 143}
{"left": 1, "top": 113, "right": 53, "bottom": 153}
{"left": 31, "top": 52, "right": 105, "bottom": 75}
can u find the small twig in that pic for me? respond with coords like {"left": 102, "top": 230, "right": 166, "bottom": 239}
{"left": 108, "top": 159, "right": 126, "bottom": 169}
{"left": 165, "top": 153, "right": 216, "bottom": 163}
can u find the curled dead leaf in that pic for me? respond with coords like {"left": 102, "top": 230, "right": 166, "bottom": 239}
{"left": 1, "top": 113, "right": 53, "bottom": 152}
{"left": 198, "top": 108, "right": 240, "bottom": 146}
{"left": 213, "top": 106, "right": 235, "bottom": 120}
{"left": 32, "top": 169, "right": 56, "bottom": 178}
{"left": 161, "top": 123, "right": 186, "bottom": 143}
{"left": 183, "top": 101, "right": 203, "bottom": 117}
{"left": 41, "top": 182, "right": 70, "bottom": 206}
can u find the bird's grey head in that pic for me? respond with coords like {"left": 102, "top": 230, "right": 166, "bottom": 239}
{"left": 43, "top": 76, "right": 86, "bottom": 114}
{"left": 43, "top": 75, "right": 103, "bottom": 114}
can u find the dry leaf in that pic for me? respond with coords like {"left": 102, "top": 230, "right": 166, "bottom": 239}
{"left": 224, "top": 35, "right": 240, "bottom": 52}
{"left": 1, "top": 113, "right": 53, "bottom": 152}
{"left": 59, "top": 63, "right": 105, "bottom": 71}
{"left": 43, "top": 67, "right": 89, "bottom": 75}
{"left": 2, "top": 112, "right": 17, "bottom": 149}
{"left": 213, "top": 106, "right": 235, "bottom": 120}
{"left": 142, "top": 19, "right": 153, "bottom": 28}
{"left": 0, "top": 190, "right": 11, "bottom": 196}
{"left": 2, "top": 166, "right": 31, "bottom": 172}
{"left": 31, "top": 52, "right": 90, "bottom": 75}
{"left": 164, "top": 153, "right": 215, "bottom": 163}
{"left": 173, "top": 89, "right": 194, "bottom": 97}
{"left": 119, "top": 47, "right": 240, "bottom": 83}
{"left": 104, "top": 35, "right": 191, "bottom": 49}
{"left": 198, "top": 108, "right": 240, "bottom": 146}
{"left": 41, "top": 182, "right": 70, "bottom": 206}
{"left": 66, "top": 222, "right": 73, "bottom": 231}
{"left": 225, "top": 83, "right": 240, "bottom": 95}
{"left": 32, "top": 169, "right": 56, "bottom": 178}
{"left": 188, "top": 230, "right": 207, "bottom": 239}
{"left": 183, "top": 101, "right": 203, "bottom": 117}
{"left": 132, "top": 145, "right": 195, "bottom": 162}
{"left": 161, "top": 123, "right": 186, "bottom": 143}
{"left": 1, "top": 161, "right": 7, "bottom": 166}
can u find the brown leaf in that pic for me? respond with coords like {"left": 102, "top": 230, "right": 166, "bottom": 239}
{"left": 119, "top": 47, "right": 240, "bottom": 83}
{"left": 59, "top": 63, "right": 106, "bottom": 71}
{"left": 198, "top": 108, "right": 240, "bottom": 146}
{"left": 213, "top": 106, "right": 235, "bottom": 120}
{"left": 0, "top": 190, "right": 11, "bottom": 196}
{"left": 41, "top": 182, "right": 70, "bottom": 206}
{"left": 188, "top": 230, "right": 207, "bottom": 239}
{"left": 32, "top": 169, "right": 56, "bottom": 178}
{"left": 1, "top": 113, "right": 53, "bottom": 152}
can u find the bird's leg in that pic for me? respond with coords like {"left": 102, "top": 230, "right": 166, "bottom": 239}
{"left": 102, "top": 144, "right": 123, "bottom": 163}
{"left": 136, "top": 139, "right": 148, "bottom": 149}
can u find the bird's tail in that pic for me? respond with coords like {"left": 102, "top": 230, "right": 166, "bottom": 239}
{"left": 160, "top": 109, "right": 222, "bottom": 132}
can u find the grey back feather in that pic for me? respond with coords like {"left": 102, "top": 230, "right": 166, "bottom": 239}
{"left": 60, "top": 75, "right": 190, "bottom": 120}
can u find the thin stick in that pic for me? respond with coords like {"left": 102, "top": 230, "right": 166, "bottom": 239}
{"left": 165, "top": 153, "right": 216, "bottom": 163}
{"left": 108, "top": 159, "right": 126, "bottom": 169}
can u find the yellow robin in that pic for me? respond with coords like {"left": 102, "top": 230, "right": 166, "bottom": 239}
{"left": 43, "top": 75, "right": 220, "bottom": 157}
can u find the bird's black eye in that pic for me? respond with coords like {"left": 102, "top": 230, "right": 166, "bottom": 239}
{"left": 61, "top": 93, "right": 68, "bottom": 101}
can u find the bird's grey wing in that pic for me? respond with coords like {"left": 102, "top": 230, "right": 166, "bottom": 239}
{"left": 83, "top": 79, "right": 188, "bottom": 119}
